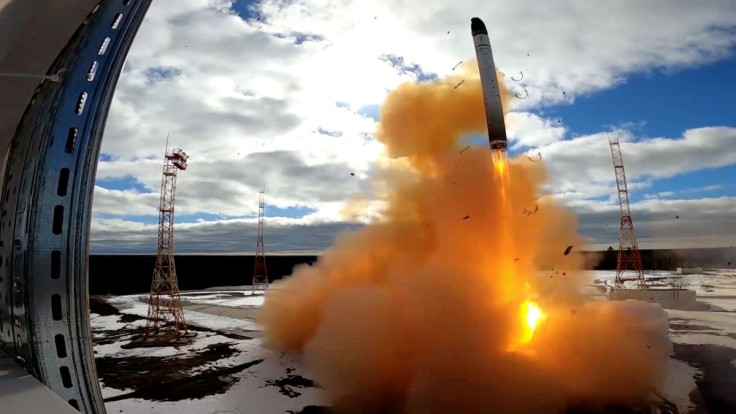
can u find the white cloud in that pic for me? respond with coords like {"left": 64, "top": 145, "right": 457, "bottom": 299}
{"left": 538, "top": 127, "right": 736, "bottom": 195}
{"left": 506, "top": 112, "right": 566, "bottom": 149}
{"left": 94, "top": 0, "right": 736, "bottom": 252}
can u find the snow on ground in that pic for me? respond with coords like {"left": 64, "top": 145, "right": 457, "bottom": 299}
{"left": 90, "top": 313, "right": 131, "bottom": 331}
{"left": 92, "top": 291, "right": 325, "bottom": 413}
{"left": 106, "top": 294, "right": 261, "bottom": 331}
{"left": 103, "top": 349, "right": 326, "bottom": 414}
{"left": 659, "top": 358, "right": 699, "bottom": 414}
{"left": 179, "top": 292, "right": 266, "bottom": 308}
{"left": 93, "top": 271, "right": 736, "bottom": 413}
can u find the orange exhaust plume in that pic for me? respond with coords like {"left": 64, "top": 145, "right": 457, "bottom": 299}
{"left": 260, "top": 62, "right": 671, "bottom": 413}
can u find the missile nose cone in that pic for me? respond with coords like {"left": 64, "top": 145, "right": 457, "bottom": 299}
{"left": 471, "top": 17, "right": 487, "bottom": 36}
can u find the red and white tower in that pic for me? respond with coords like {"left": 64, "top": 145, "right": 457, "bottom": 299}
{"left": 252, "top": 189, "right": 269, "bottom": 293}
{"left": 609, "top": 135, "right": 645, "bottom": 289}
{"left": 144, "top": 144, "right": 190, "bottom": 339}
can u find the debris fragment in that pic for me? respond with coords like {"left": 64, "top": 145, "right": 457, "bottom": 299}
{"left": 523, "top": 204, "right": 539, "bottom": 215}
{"left": 350, "top": 172, "right": 355, "bottom": 176}
{"left": 563, "top": 245, "right": 573, "bottom": 255}
{"left": 452, "top": 61, "right": 463, "bottom": 70}
{"left": 463, "top": 215, "right": 470, "bottom": 220}
{"left": 515, "top": 88, "right": 529, "bottom": 99}
{"left": 447, "top": 30, "right": 450, "bottom": 34}
{"left": 562, "top": 272, "right": 566, "bottom": 276}
{"left": 453, "top": 79, "right": 465, "bottom": 89}
{"left": 510, "top": 71, "right": 523, "bottom": 81}
{"left": 527, "top": 152, "right": 542, "bottom": 162}
{"left": 562, "top": 91, "right": 566, "bottom": 95}
{"left": 513, "top": 258, "right": 519, "bottom": 262}
{"left": 459, "top": 145, "right": 471, "bottom": 154}
{"left": 675, "top": 215, "right": 680, "bottom": 219}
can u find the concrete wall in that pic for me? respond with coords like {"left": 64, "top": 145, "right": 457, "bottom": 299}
{"left": 677, "top": 267, "right": 704, "bottom": 275}
{"left": 609, "top": 289, "right": 697, "bottom": 310}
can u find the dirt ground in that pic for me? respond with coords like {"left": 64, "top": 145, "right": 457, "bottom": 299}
{"left": 91, "top": 296, "right": 264, "bottom": 403}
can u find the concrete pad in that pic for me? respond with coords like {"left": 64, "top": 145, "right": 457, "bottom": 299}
{"left": 610, "top": 289, "right": 697, "bottom": 310}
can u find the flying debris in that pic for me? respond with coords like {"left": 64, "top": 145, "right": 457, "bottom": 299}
{"left": 675, "top": 215, "right": 680, "bottom": 219}
{"left": 452, "top": 61, "right": 463, "bottom": 70}
{"left": 515, "top": 88, "right": 529, "bottom": 99}
{"left": 511, "top": 71, "right": 524, "bottom": 81}
{"left": 523, "top": 204, "right": 539, "bottom": 215}
{"left": 454, "top": 79, "right": 465, "bottom": 89}
{"left": 527, "top": 151, "right": 542, "bottom": 162}
{"left": 350, "top": 172, "right": 355, "bottom": 176}
{"left": 463, "top": 215, "right": 470, "bottom": 220}
{"left": 471, "top": 17, "right": 507, "bottom": 152}
{"left": 564, "top": 245, "right": 574, "bottom": 255}
{"left": 459, "top": 145, "right": 471, "bottom": 154}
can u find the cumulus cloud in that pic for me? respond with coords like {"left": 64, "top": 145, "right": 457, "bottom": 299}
{"left": 93, "top": 0, "right": 736, "bottom": 252}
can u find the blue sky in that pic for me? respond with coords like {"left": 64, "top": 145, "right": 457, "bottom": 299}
{"left": 542, "top": 56, "right": 736, "bottom": 138}
{"left": 94, "top": 0, "right": 736, "bottom": 252}
{"left": 97, "top": 52, "right": 736, "bottom": 227}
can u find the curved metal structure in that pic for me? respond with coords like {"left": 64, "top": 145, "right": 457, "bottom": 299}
{"left": 0, "top": 0, "right": 152, "bottom": 412}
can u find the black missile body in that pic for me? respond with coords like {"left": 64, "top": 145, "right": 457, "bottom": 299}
{"left": 471, "top": 17, "right": 507, "bottom": 151}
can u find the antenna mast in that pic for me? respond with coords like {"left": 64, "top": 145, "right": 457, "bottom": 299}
{"left": 609, "top": 135, "right": 645, "bottom": 289}
{"left": 144, "top": 142, "right": 190, "bottom": 340}
{"left": 252, "top": 189, "right": 269, "bottom": 293}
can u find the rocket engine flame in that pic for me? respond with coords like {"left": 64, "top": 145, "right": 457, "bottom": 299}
{"left": 522, "top": 300, "right": 544, "bottom": 343}
{"left": 260, "top": 63, "right": 672, "bottom": 413}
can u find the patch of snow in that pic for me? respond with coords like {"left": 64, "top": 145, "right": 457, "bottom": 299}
{"left": 669, "top": 333, "right": 736, "bottom": 348}
{"left": 101, "top": 385, "right": 134, "bottom": 400}
{"left": 182, "top": 294, "right": 265, "bottom": 308}
{"left": 106, "top": 295, "right": 260, "bottom": 332}
{"left": 658, "top": 358, "right": 699, "bottom": 413}
{"left": 102, "top": 346, "right": 326, "bottom": 414}
{"left": 90, "top": 313, "right": 129, "bottom": 331}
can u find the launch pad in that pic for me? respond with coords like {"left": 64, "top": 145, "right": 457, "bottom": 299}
{"left": 609, "top": 288, "right": 698, "bottom": 310}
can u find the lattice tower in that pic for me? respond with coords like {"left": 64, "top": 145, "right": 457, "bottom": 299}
{"left": 252, "top": 189, "right": 269, "bottom": 293}
{"left": 609, "top": 135, "right": 645, "bottom": 290}
{"left": 144, "top": 144, "right": 189, "bottom": 339}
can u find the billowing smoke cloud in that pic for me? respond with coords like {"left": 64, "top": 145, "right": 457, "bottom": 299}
{"left": 260, "top": 67, "right": 671, "bottom": 413}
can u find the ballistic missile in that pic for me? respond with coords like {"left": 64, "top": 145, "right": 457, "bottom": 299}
{"left": 471, "top": 17, "right": 507, "bottom": 151}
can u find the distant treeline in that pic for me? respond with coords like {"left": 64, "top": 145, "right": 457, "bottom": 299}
{"left": 588, "top": 246, "right": 735, "bottom": 271}
{"left": 90, "top": 247, "right": 735, "bottom": 295}
{"left": 89, "top": 255, "right": 317, "bottom": 295}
